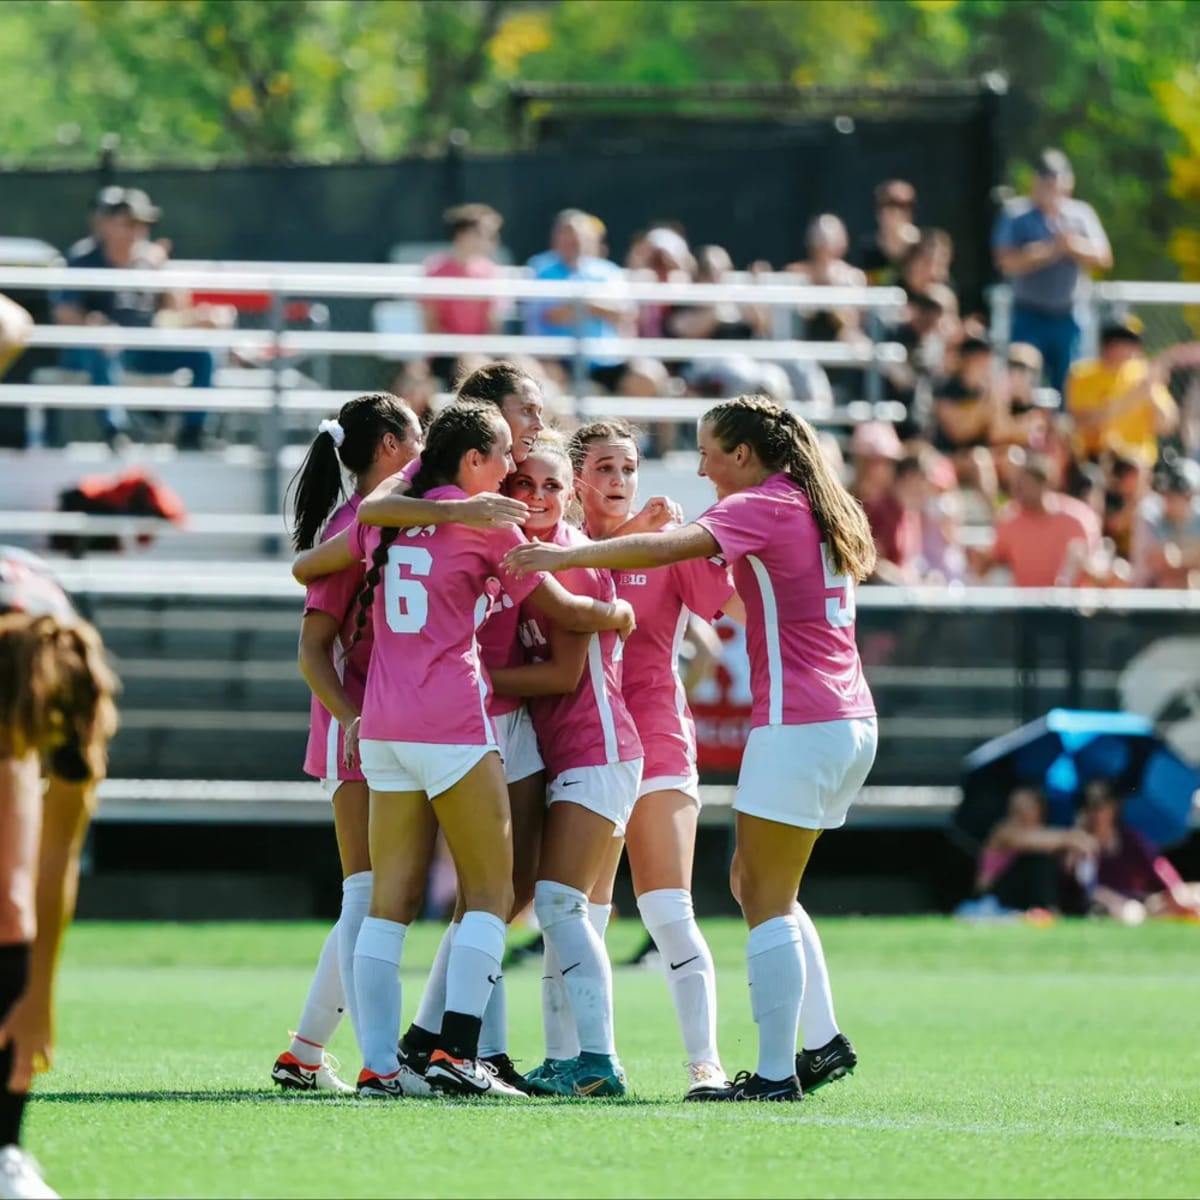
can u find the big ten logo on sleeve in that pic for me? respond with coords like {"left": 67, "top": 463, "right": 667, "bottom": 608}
{"left": 617, "top": 572, "right": 648, "bottom": 586}
{"left": 481, "top": 576, "right": 514, "bottom": 624}
{"left": 692, "top": 617, "right": 753, "bottom": 773}
{"left": 518, "top": 617, "right": 548, "bottom": 651}
{"left": 405, "top": 525, "right": 437, "bottom": 539}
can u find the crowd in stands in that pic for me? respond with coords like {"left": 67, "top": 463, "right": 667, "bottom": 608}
{"left": 2, "top": 148, "right": 1199, "bottom": 587}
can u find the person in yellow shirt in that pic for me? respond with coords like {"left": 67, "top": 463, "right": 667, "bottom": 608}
{"left": 1065, "top": 318, "right": 1180, "bottom": 464}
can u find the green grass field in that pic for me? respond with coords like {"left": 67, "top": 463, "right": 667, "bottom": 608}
{"left": 23, "top": 918, "right": 1200, "bottom": 1199}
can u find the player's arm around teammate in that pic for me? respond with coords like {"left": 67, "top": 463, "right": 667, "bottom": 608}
{"left": 506, "top": 396, "right": 878, "bottom": 1101}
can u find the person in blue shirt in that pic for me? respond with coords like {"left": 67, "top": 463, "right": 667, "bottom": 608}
{"left": 523, "top": 211, "right": 633, "bottom": 391}
{"left": 992, "top": 150, "right": 1112, "bottom": 398}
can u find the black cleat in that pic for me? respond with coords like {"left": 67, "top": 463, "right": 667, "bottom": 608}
{"left": 796, "top": 1033, "right": 857, "bottom": 1093}
{"left": 701, "top": 1069, "right": 801, "bottom": 1102}
{"left": 481, "top": 1053, "right": 533, "bottom": 1094}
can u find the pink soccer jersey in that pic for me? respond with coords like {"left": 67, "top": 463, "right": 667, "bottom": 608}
{"left": 612, "top": 531, "right": 734, "bottom": 781}
{"left": 519, "top": 522, "right": 642, "bottom": 778}
{"left": 695, "top": 473, "right": 875, "bottom": 728}
{"left": 347, "top": 484, "right": 545, "bottom": 746}
{"left": 302, "top": 496, "right": 371, "bottom": 784}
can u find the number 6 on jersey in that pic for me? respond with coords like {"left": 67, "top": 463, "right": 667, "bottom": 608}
{"left": 384, "top": 545, "right": 432, "bottom": 634}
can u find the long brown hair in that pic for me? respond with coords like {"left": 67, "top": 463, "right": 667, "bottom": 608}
{"left": 0, "top": 613, "right": 119, "bottom": 781}
{"left": 702, "top": 395, "right": 877, "bottom": 581}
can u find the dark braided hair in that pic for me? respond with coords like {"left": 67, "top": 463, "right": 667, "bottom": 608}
{"left": 347, "top": 402, "right": 506, "bottom": 650}
{"left": 287, "top": 392, "right": 419, "bottom": 551}
{"left": 702, "top": 395, "right": 877, "bottom": 581}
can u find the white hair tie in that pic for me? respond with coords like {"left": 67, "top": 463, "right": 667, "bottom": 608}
{"left": 318, "top": 418, "right": 345, "bottom": 448}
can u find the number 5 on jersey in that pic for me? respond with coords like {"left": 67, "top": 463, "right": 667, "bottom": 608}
{"left": 384, "top": 545, "right": 432, "bottom": 634}
{"left": 821, "top": 543, "right": 855, "bottom": 628}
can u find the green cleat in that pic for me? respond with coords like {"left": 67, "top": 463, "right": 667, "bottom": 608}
{"left": 535, "top": 1052, "right": 627, "bottom": 1099}
{"left": 524, "top": 1057, "right": 571, "bottom": 1094}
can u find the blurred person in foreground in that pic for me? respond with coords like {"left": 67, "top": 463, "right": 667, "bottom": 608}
{"left": 969, "top": 452, "right": 1100, "bottom": 587}
{"left": 0, "top": 549, "right": 119, "bottom": 1199}
{"left": 51, "top": 187, "right": 227, "bottom": 449}
{"left": 856, "top": 180, "right": 920, "bottom": 286}
{"left": 421, "top": 203, "right": 504, "bottom": 386}
{"left": 992, "top": 149, "right": 1112, "bottom": 396}
{"left": 0, "top": 297, "right": 32, "bottom": 383}
{"left": 1066, "top": 317, "right": 1188, "bottom": 468}
{"left": 1132, "top": 454, "right": 1200, "bottom": 588}
{"left": 1061, "top": 782, "right": 1200, "bottom": 923}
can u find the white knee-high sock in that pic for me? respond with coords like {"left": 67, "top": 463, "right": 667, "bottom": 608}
{"left": 444, "top": 910, "right": 506, "bottom": 1021}
{"left": 337, "top": 871, "right": 373, "bottom": 1055}
{"left": 353, "top": 916, "right": 407, "bottom": 1076}
{"left": 411, "top": 921, "right": 458, "bottom": 1035}
{"left": 793, "top": 902, "right": 840, "bottom": 1049}
{"left": 290, "top": 924, "right": 344, "bottom": 1066}
{"left": 534, "top": 880, "right": 615, "bottom": 1056}
{"left": 478, "top": 919, "right": 510, "bottom": 1059}
{"left": 637, "top": 888, "right": 720, "bottom": 1066}
{"left": 540, "top": 938, "right": 580, "bottom": 1060}
{"left": 746, "top": 915, "right": 805, "bottom": 1083}
{"left": 540, "top": 900, "right": 610, "bottom": 1060}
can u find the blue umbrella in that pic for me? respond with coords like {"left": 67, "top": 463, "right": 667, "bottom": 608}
{"left": 957, "top": 709, "right": 1200, "bottom": 848}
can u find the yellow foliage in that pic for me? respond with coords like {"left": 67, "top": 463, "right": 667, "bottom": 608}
{"left": 488, "top": 10, "right": 552, "bottom": 76}
{"left": 206, "top": 25, "right": 227, "bottom": 49}
{"left": 229, "top": 84, "right": 256, "bottom": 113}
{"left": 267, "top": 72, "right": 292, "bottom": 97}
{"left": 911, "top": 0, "right": 959, "bottom": 9}
{"left": 1154, "top": 73, "right": 1200, "bottom": 281}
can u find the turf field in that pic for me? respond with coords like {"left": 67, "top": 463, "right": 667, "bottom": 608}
{"left": 25, "top": 918, "right": 1200, "bottom": 1198}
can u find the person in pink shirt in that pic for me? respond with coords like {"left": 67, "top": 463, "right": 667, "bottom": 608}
{"left": 292, "top": 404, "right": 634, "bottom": 1101}
{"left": 487, "top": 434, "right": 643, "bottom": 1099}
{"left": 564, "top": 419, "right": 744, "bottom": 1100}
{"left": 505, "top": 396, "right": 880, "bottom": 1102}
{"left": 971, "top": 454, "right": 1101, "bottom": 586}
{"left": 270, "top": 392, "right": 423, "bottom": 1095}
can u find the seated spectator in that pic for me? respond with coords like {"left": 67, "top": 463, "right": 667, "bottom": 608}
{"left": 389, "top": 359, "right": 439, "bottom": 427}
{"left": 883, "top": 283, "right": 957, "bottom": 439}
{"left": 970, "top": 452, "right": 1100, "bottom": 586}
{"left": 1100, "top": 448, "right": 1150, "bottom": 562}
{"left": 1132, "top": 455, "right": 1200, "bottom": 587}
{"left": 422, "top": 203, "right": 503, "bottom": 385}
{"left": 932, "top": 336, "right": 997, "bottom": 456}
{"left": 992, "top": 149, "right": 1113, "bottom": 396}
{"left": 992, "top": 342, "right": 1053, "bottom": 449}
{"left": 523, "top": 210, "right": 635, "bottom": 393}
{"left": 637, "top": 226, "right": 695, "bottom": 339}
{"left": 1061, "top": 781, "right": 1200, "bottom": 923}
{"left": 1066, "top": 317, "right": 1179, "bottom": 466}
{"left": 975, "top": 788, "right": 1096, "bottom": 913}
{"left": 788, "top": 214, "right": 870, "bottom": 345}
{"left": 901, "top": 228, "right": 955, "bottom": 299}
{"left": 851, "top": 421, "right": 917, "bottom": 582}
{"left": 666, "top": 245, "right": 769, "bottom": 341}
{"left": 51, "top": 187, "right": 217, "bottom": 449}
{"left": 917, "top": 451, "right": 968, "bottom": 584}
{"left": 856, "top": 180, "right": 920, "bottom": 286}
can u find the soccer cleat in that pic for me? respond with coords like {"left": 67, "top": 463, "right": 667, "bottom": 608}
{"left": 271, "top": 1051, "right": 355, "bottom": 1095}
{"left": 533, "top": 1052, "right": 627, "bottom": 1099}
{"left": 355, "top": 1067, "right": 405, "bottom": 1100}
{"left": 683, "top": 1060, "right": 730, "bottom": 1101}
{"left": 523, "top": 1057, "right": 571, "bottom": 1094}
{"left": 701, "top": 1069, "right": 802, "bottom": 1102}
{"left": 0, "top": 1146, "right": 59, "bottom": 1200}
{"left": 425, "top": 1050, "right": 528, "bottom": 1099}
{"left": 795, "top": 1033, "right": 857, "bottom": 1093}
{"left": 480, "top": 1053, "right": 533, "bottom": 1094}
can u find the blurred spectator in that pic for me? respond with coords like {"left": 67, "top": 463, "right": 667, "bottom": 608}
{"left": 1132, "top": 455, "right": 1200, "bottom": 588}
{"left": 523, "top": 209, "right": 634, "bottom": 392}
{"left": 788, "top": 214, "right": 870, "bottom": 345}
{"left": 918, "top": 451, "right": 968, "bottom": 583}
{"left": 991, "top": 342, "right": 1052, "bottom": 450}
{"left": 1061, "top": 781, "right": 1200, "bottom": 922}
{"left": 1100, "top": 449, "right": 1149, "bottom": 562}
{"left": 974, "top": 788, "right": 1095, "bottom": 913}
{"left": 1066, "top": 317, "right": 1182, "bottom": 467}
{"left": 422, "top": 203, "right": 503, "bottom": 385}
{"left": 883, "top": 283, "right": 957, "bottom": 438}
{"left": 900, "top": 229, "right": 955, "bottom": 299}
{"left": 851, "top": 422, "right": 915, "bottom": 582}
{"left": 992, "top": 149, "right": 1113, "bottom": 396}
{"left": 666, "top": 245, "right": 769, "bottom": 341}
{"left": 857, "top": 180, "right": 920, "bottom": 286}
{"left": 389, "top": 359, "right": 439, "bottom": 427}
{"left": 51, "top": 187, "right": 218, "bottom": 449}
{"left": 971, "top": 452, "right": 1100, "bottom": 586}
{"left": 932, "top": 335, "right": 996, "bottom": 456}
{"left": 0, "top": 292, "right": 32, "bottom": 380}
{"left": 637, "top": 226, "right": 695, "bottom": 339}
